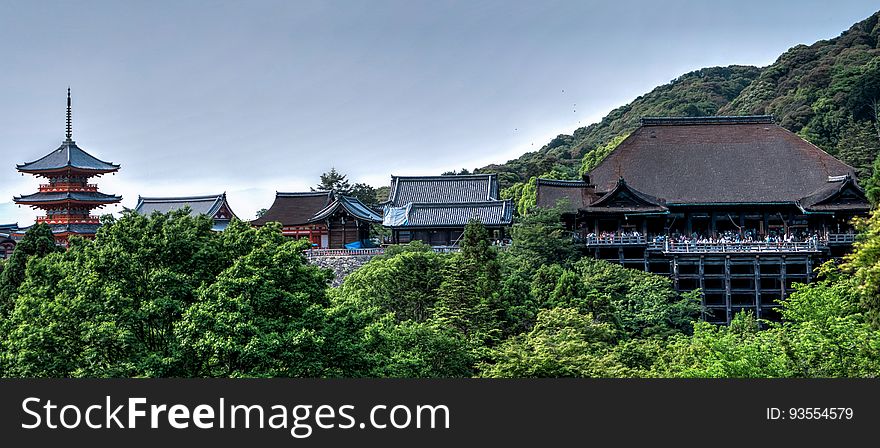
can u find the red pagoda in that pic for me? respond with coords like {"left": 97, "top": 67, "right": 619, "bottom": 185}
{"left": 13, "top": 89, "right": 121, "bottom": 246}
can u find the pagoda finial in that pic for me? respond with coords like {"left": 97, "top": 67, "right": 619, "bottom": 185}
{"left": 65, "top": 87, "right": 72, "bottom": 140}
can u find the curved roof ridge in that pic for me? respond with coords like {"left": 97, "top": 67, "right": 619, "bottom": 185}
{"left": 17, "top": 139, "right": 120, "bottom": 173}
{"left": 138, "top": 194, "right": 224, "bottom": 202}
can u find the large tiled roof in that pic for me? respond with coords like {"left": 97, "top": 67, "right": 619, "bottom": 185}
{"left": 135, "top": 194, "right": 236, "bottom": 218}
{"left": 798, "top": 176, "right": 870, "bottom": 213}
{"left": 388, "top": 200, "right": 513, "bottom": 228}
{"left": 535, "top": 179, "right": 598, "bottom": 213}
{"left": 14, "top": 191, "right": 122, "bottom": 204}
{"left": 251, "top": 192, "right": 333, "bottom": 226}
{"left": 17, "top": 139, "right": 120, "bottom": 173}
{"left": 387, "top": 174, "right": 499, "bottom": 207}
{"left": 588, "top": 116, "right": 857, "bottom": 205}
{"left": 311, "top": 195, "right": 382, "bottom": 223}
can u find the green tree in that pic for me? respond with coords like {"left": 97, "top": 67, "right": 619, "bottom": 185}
{"left": 334, "top": 248, "right": 446, "bottom": 323}
{"left": 315, "top": 168, "right": 352, "bottom": 195}
{"left": 350, "top": 182, "right": 378, "bottom": 207}
{"left": 844, "top": 210, "right": 880, "bottom": 327}
{"left": 504, "top": 207, "right": 577, "bottom": 272}
{"left": 175, "top": 234, "right": 332, "bottom": 377}
{"left": 481, "top": 307, "right": 618, "bottom": 378}
{"left": 364, "top": 319, "right": 474, "bottom": 377}
{"left": 580, "top": 133, "right": 629, "bottom": 175}
{"left": 836, "top": 118, "right": 880, "bottom": 180}
{"left": 0, "top": 223, "right": 61, "bottom": 316}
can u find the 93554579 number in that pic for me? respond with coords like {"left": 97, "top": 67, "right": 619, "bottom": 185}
{"left": 766, "top": 407, "right": 853, "bottom": 420}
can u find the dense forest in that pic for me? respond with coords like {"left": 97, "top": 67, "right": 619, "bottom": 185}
{"left": 483, "top": 11, "right": 880, "bottom": 208}
{"left": 0, "top": 206, "right": 879, "bottom": 378}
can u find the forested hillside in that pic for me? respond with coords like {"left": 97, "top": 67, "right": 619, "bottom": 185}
{"left": 480, "top": 10, "right": 880, "bottom": 193}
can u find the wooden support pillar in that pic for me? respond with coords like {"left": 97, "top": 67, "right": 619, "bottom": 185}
{"left": 618, "top": 247, "right": 624, "bottom": 265}
{"left": 724, "top": 255, "right": 732, "bottom": 324}
{"left": 643, "top": 248, "right": 649, "bottom": 272}
{"left": 685, "top": 213, "right": 692, "bottom": 235}
{"left": 739, "top": 213, "right": 746, "bottom": 237}
{"left": 806, "top": 256, "right": 813, "bottom": 283}
{"left": 754, "top": 256, "right": 762, "bottom": 321}
{"left": 698, "top": 256, "right": 706, "bottom": 319}
{"left": 780, "top": 255, "right": 787, "bottom": 301}
{"left": 673, "top": 256, "right": 680, "bottom": 291}
{"left": 762, "top": 212, "right": 769, "bottom": 236}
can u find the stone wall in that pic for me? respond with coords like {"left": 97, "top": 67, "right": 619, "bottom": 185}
{"left": 307, "top": 255, "right": 376, "bottom": 286}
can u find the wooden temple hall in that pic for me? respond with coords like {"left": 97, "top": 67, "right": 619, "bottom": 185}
{"left": 382, "top": 174, "right": 513, "bottom": 246}
{"left": 536, "top": 116, "right": 870, "bottom": 323}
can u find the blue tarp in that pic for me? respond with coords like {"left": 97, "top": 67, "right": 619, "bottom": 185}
{"left": 345, "top": 240, "right": 378, "bottom": 249}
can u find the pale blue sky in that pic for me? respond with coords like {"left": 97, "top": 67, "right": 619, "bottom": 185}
{"left": 1, "top": 0, "right": 878, "bottom": 223}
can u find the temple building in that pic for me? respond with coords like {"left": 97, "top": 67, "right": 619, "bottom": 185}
{"left": 382, "top": 174, "right": 513, "bottom": 246}
{"left": 134, "top": 193, "right": 238, "bottom": 231}
{"left": 536, "top": 116, "right": 870, "bottom": 323}
{"left": 251, "top": 191, "right": 381, "bottom": 248}
{"left": 13, "top": 90, "right": 121, "bottom": 246}
{"left": 0, "top": 223, "right": 20, "bottom": 259}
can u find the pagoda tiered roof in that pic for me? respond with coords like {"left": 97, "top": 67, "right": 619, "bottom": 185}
{"left": 14, "top": 191, "right": 122, "bottom": 205}
{"left": 16, "top": 139, "right": 120, "bottom": 175}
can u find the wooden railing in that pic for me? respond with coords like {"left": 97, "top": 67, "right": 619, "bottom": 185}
{"left": 581, "top": 235, "right": 647, "bottom": 246}
{"left": 39, "top": 183, "right": 99, "bottom": 192}
{"left": 657, "top": 241, "right": 820, "bottom": 253}
{"left": 826, "top": 233, "right": 857, "bottom": 244}
{"left": 305, "top": 248, "right": 386, "bottom": 258}
{"left": 36, "top": 216, "right": 101, "bottom": 225}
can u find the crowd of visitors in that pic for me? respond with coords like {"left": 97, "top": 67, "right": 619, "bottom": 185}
{"left": 582, "top": 229, "right": 824, "bottom": 247}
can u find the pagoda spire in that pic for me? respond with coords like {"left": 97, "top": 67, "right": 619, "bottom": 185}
{"left": 65, "top": 87, "right": 72, "bottom": 140}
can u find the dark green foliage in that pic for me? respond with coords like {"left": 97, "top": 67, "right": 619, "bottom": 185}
{"left": 0, "top": 211, "right": 335, "bottom": 377}
{"left": 0, "top": 223, "right": 61, "bottom": 316}
{"left": 315, "top": 167, "right": 352, "bottom": 194}
{"left": 335, "top": 248, "right": 446, "bottom": 323}
{"left": 480, "top": 307, "right": 618, "bottom": 378}
{"left": 350, "top": 183, "right": 378, "bottom": 207}
{"left": 504, "top": 207, "right": 577, "bottom": 271}
{"left": 175, "top": 234, "right": 332, "bottom": 377}
{"left": 365, "top": 319, "right": 474, "bottom": 378}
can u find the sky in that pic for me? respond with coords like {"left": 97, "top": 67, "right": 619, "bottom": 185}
{"left": 1, "top": 0, "right": 878, "bottom": 224}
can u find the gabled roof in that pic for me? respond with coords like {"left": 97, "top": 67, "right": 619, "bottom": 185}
{"left": 588, "top": 116, "right": 857, "bottom": 205}
{"left": 798, "top": 176, "right": 870, "bottom": 213}
{"left": 17, "top": 139, "right": 120, "bottom": 174}
{"left": 386, "top": 174, "right": 499, "bottom": 207}
{"left": 388, "top": 200, "right": 513, "bottom": 228}
{"left": 14, "top": 191, "right": 122, "bottom": 205}
{"left": 0, "top": 223, "right": 19, "bottom": 240}
{"left": 310, "top": 195, "right": 382, "bottom": 223}
{"left": 251, "top": 191, "right": 333, "bottom": 226}
{"left": 535, "top": 178, "right": 598, "bottom": 213}
{"left": 134, "top": 193, "right": 238, "bottom": 220}
{"left": 580, "top": 178, "right": 668, "bottom": 214}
